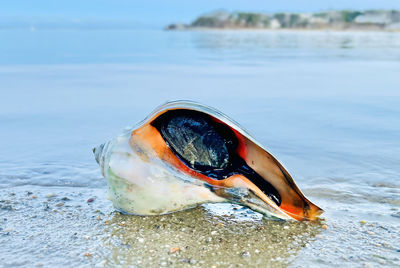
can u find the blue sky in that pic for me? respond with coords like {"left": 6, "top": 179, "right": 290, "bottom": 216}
{"left": 2, "top": 0, "right": 400, "bottom": 27}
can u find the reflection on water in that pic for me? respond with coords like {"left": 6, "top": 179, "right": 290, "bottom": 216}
{"left": 1, "top": 29, "right": 400, "bottom": 65}
{"left": 188, "top": 31, "right": 400, "bottom": 63}
{"left": 100, "top": 205, "right": 322, "bottom": 267}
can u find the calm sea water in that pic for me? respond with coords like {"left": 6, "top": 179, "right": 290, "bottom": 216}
{"left": 0, "top": 29, "right": 399, "bottom": 267}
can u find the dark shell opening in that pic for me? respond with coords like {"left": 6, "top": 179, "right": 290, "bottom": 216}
{"left": 151, "top": 109, "right": 281, "bottom": 206}
{"left": 160, "top": 113, "right": 230, "bottom": 169}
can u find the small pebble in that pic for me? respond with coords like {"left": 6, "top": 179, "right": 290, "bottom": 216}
{"left": 211, "top": 231, "right": 217, "bottom": 235}
{"left": 32, "top": 195, "right": 37, "bottom": 199}
{"left": 368, "top": 231, "right": 374, "bottom": 235}
{"left": 87, "top": 198, "right": 95, "bottom": 203}
{"left": 97, "top": 215, "right": 101, "bottom": 220}
{"left": 240, "top": 251, "right": 250, "bottom": 258}
{"left": 283, "top": 226, "right": 289, "bottom": 230}
{"left": 83, "top": 252, "right": 92, "bottom": 257}
{"left": 360, "top": 220, "right": 366, "bottom": 225}
{"left": 46, "top": 193, "right": 56, "bottom": 198}
{"left": 169, "top": 247, "right": 180, "bottom": 254}
{"left": 56, "top": 202, "right": 64, "bottom": 207}
{"left": 83, "top": 235, "right": 90, "bottom": 240}
{"left": 138, "top": 238, "right": 144, "bottom": 243}
{"left": 376, "top": 243, "right": 381, "bottom": 247}
{"left": 322, "top": 224, "right": 328, "bottom": 230}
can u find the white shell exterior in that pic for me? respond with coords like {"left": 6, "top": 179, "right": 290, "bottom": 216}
{"left": 95, "top": 101, "right": 295, "bottom": 219}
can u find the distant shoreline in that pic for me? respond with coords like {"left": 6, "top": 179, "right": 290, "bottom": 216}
{"left": 166, "top": 9, "right": 400, "bottom": 32}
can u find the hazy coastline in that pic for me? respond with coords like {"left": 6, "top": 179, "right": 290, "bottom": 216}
{"left": 166, "top": 9, "right": 400, "bottom": 31}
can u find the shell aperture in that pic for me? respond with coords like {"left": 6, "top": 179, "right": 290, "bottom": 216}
{"left": 152, "top": 109, "right": 282, "bottom": 206}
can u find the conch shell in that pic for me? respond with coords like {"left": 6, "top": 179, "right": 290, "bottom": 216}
{"left": 94, "top": 101, "right": 323, "bottom": 221}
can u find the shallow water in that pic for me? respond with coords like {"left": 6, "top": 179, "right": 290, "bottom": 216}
{"left": 0, "top": 29, "right": 399, "bottom": 267}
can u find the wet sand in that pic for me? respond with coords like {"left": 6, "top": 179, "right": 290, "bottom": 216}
{"left": 1, "top": 185, "right": 398, "bottom": 267}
